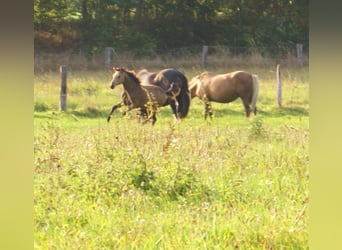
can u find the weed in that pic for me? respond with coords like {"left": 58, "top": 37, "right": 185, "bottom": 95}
{"left": 162, "top": 122, "right": 176, "bottom": 153}
{"left": 248, "top": 115, "right": 267, "bottom": 140}
{"left": 129, "top": 154, "right": 155, "bottom": 191}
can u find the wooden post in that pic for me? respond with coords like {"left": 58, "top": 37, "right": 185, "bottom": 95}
{"left": 60, "top": 65, "right": 67, "bottom": 111}
{"left": 201, "top": 45, "right": 208, "bottom": 68}
{"left": 296, "top": 43, "right": 303, "bottom": 67}
{"left": 276, "top": 64, "right": 282, "bottom": 108}
{"left": 105, "top": 47, "right": 116, "bottom": 68}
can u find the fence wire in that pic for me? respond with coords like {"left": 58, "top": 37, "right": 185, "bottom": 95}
{"left": 34, "top": 44, "right": 309, "bottom": 72}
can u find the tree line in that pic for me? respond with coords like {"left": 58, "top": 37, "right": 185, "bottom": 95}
{"left": 34, "top": 0, "right": 309, "bottom": 57}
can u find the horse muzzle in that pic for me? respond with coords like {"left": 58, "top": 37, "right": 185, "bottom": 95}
{"left": 110, "top": 82, "right": 116, "bottom": 89}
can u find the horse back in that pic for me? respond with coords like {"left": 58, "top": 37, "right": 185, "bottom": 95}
{"left": 154, "top": 68, "right": 188, "bottom": 89}
{"left": 205, "top": 71, "right": 253, "bottom": 102}
{"left": 142, "top": 84, "right": 169, "bottom": 107}
{"left": 137, "top": 69, "right": 157, "bottom": 86}
{"left": 213, "top": 71, "right": 253, "bottom": 88}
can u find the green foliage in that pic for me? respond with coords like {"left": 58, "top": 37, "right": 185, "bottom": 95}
{"left": 122, "top": 29, "right": 157, "bottom": 57}
{"left": 34, "top": 0, "right": 308, "bottom": 56}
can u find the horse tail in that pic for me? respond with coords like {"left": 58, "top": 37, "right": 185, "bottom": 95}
{"left": 251, "top": 74, "right": 259, "bottom": 114}
{"left": 177, "top": 74, "right": 191, "bottom": 118}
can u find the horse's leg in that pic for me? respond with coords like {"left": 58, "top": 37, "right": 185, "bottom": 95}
{"left": 141, "top": 110, "right": 156, "bottom": 125}
{"left": 172, "top": 98, "right": 180, "bottom": 120}
{"left": 242, "top": 95, "right": 257, "bottom": 117}
{"left": 242, "top": 99, "right": 252, "bottom": 118}
{"left": 207, "top": 102, "right": 213, "bottom": 119}
{"left": 107, "top": 102, "right": 123, "bottom": 122}
{"left": 166, "top": 83, "right": 182, "bottom": 120}
{"left": 138, "top": 108, "right": 152, "bottom": 124}
{"left": 205, "top": 102, "right": 213, "bottom": 119}
{"left": 139, "top": 108, "right": 147, "bottom": 118}
{"left": 148, "top": 105, "right": 158, "bottom": 125}
{"left": 151, "top": 112, "right": 157, "bottom": 125}
{"left": 167, "top": 99, "right": 180, "bottom": 120}
{"left": 174, "top": 100, "right": 180, "bottom": 120}
{"left": 201, "top": 97, "right": 213, "bottom": 120}
{"left": 145, "top": 102, "right": 157, "bottom": 125}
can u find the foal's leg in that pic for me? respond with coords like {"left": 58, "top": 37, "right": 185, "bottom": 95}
{"left": 150, "top": 112, "right": 157, "bottom": 125}
{"left": 107, "top": 102, "right": 123, "bottom": 122}
{"left": 139, "top": 108, "right": 157, "bottom": 125}
{"left": 148, "top": 106, "right": 157, "bottom": 125}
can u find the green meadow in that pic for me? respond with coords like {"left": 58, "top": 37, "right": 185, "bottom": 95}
{"left": 34, "top": 64, "right": 309, "bottom": 249}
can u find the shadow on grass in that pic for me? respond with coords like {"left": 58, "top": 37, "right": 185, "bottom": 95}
{"left": 34, "top": 113, "right": 56, "bottom": 119}
{"left": 34, "top": 107, "right": 108, "bottom": 120}
{"left": 258, "top": 106, "right": 309, "bottom": 117}
{"left": 34, "top": 105, "right": 308, "bottom": 121}
{"left": 201, "top": 106, "right": 308, "bottom": 119}
{"left": 71, "top": 107, "right": 108, "bottom": 118}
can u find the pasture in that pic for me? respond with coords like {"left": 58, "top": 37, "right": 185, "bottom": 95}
{"left": 34, "top": 64, "right": 309, "bottom": 249}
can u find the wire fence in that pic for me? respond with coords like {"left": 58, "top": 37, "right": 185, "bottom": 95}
{"left": 34, "top": 44, "right": 309, "bottom": 72}
{"left": 34, "top": 44, "right": 309, "bottom": 117}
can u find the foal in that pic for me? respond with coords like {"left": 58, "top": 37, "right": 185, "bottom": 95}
{"left": 107, "top": 67, "right": 174, "bottom": 125}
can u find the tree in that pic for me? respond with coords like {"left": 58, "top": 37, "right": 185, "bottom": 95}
{"left": 34, "top": 0, "right": 309, "bottom": 56}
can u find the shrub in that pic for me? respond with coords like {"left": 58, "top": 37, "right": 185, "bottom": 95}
{"left": 248, "top": 115, "right": 267, "bottom": 140}
{"left": 34, "top": 101, "right": 50, "bottom": 112}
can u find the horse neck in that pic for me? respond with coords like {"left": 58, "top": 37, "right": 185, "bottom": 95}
{"left": 122, "top": 73, "right": 143, "bottom": 94}
{"left": 189, "top": 78, "right": 202, "bottom": 98}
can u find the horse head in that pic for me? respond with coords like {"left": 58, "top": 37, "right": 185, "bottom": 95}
{"left": 110, "top": 67, "right": 125, "bottom": 89}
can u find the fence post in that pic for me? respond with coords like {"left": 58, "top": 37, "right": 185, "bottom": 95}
{"left": 276, "top": 64, "right": 282, "bottom": 108}
{"left": 60, "top": 65, "right": 67, "bottom": 111}
{"left": 105, "top": 47, "right": 116, "bottom": 68}
{"left": 296, "top": 43, "right": 303, "bottom": 67}
{"left": 201, "top": 45, "right": 208, "bottom": 68}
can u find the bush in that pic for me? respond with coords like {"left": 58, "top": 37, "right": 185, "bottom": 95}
{"left": 248, "top": 115, "right": 267, "bottom": 140}
{"left": 34, "top": 101, "right": 50, "bottom": 112}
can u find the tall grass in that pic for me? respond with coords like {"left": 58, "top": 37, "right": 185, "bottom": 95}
{"left": 34, "top": 59, "right": 309, "bottom": 249}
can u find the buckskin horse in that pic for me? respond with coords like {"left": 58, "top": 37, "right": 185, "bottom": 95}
{"left": 189, "top": 70, "right": 259, "bottom": 119}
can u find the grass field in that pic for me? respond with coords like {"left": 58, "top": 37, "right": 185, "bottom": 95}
{"left": 34, "top": 64, "right": 309, "bottom": 249}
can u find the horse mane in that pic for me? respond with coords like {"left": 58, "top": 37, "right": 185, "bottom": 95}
{"left": 118, "top": 67, "right": 142, "bottom": 85}
{"left": 198, "top": 71, "right": 215, "bottom": 81}
{"left": 199, "top": 71, "right": 215, "bottom": 79}
{"left": 138, "top": 69, "right": 149, "bottom": 74}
